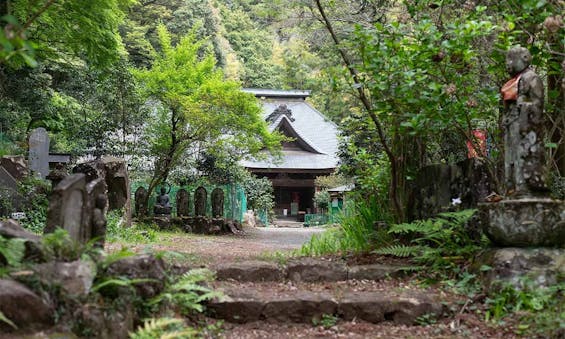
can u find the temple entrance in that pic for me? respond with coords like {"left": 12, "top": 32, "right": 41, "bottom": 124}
{"left": 273, "top": 186, "right": 315, "bottom": 218}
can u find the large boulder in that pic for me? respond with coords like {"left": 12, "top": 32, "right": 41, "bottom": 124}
{"left": 0, "top": 156, "right": 28, "bottom": 180}
{"left": 0, "top": 219, "right": 43, "bottom": 261}
{"left": 33, "top": 259, "right": 97, "bottom": 296}
{"left": 0, "top": 279, "right": 53, "bottom": 331}
{"left": 105, "top": 254, "right": 166, "bottom": 299}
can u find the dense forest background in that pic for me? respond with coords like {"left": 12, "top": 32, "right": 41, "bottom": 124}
{"left": 1, "top": 0, "right": 563, "bottom": 220}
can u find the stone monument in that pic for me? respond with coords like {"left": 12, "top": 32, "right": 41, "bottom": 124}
{"left": 28, "top": 128, "right": 50, "bottom": 179}
{"left": 134, "top": 186, "right": 147, "bottom": 217}
{"left": 45, "top": 174, "right": 90, "bottom": 243}
{"left": 476, "top": 47, "right": 565, "bottom": 289}
{"left": 153, "top": 187, "right": 171, "bottom": 216}
{"left": 194, "top": 187, "right": 207, "bottom": 217}
{"left": 479, "top": 47, "right": 565, "bottom": 248}
{"left": 211, "top": 188, "right": 224, "bottom": 218}
{"left": 176, "top": 189, "right": 189, "bottom": 217}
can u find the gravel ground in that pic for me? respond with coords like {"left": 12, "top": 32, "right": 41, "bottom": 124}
{"left": 106, "top": 225, "right": 326, "bottom": 266}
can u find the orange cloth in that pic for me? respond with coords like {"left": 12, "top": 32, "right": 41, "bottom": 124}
{"left": 501, "top": 73, "right": 522, "bottom": 102}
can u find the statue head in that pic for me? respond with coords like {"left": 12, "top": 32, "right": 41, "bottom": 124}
{"left": 160, "top": 187, "right": 166, "bottom": 195}
{"left": 506, "top": 46, "right": 532, "bottom": 76}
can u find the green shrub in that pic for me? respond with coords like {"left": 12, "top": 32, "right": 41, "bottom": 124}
{"left": 147, "top": 268, "right": 221, "bottom": 316}
{"left": 129, "top": 317, "right": 196, "bottom": 339}
{"left": 373, "top": 209, "right": 483, "bottom": 270}
{"left": 299, "top": 195, "right": 392, "bottom": 256}
{"left": 106, "top": 210, "right": 157, "bottom": 244}
{"left": 485, "top": 280, "right": 565, "bottom": 337}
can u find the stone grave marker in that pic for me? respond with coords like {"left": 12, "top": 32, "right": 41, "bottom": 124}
{"left": 0, "top": 166, "right": 18, "bottom": 191}
{"left": 134, "top": 186, "right": 147, "bottom": 217}
{"left": 194, "top": 187, "right": 207, "bottom": 216}
{"left": 176, "top": 189, "right": 189, "bottom": 217}
{"left": 211, "top": 188, "right": 224, "bottom": 218}
{"left": 45, "top": 174, "right": 90, "bottom": 243}
{"left": 87, "top": 178, "right": 107, "bottom": 247}
{"left": 28, "top": 128, "right": 50, "bottom": 179}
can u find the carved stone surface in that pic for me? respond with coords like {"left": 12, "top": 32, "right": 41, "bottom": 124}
{"left": 103, "top": 157, "right": 130, "bottom": 210}
{"left": 479, "top": 199, "right": 565, "bottom": 247}
{"left": 194, "top": 186, "right": 207, "bottom": 216}
{"left": 176, "top": 189, "right": 189, "bottom": 217}
{"left": 502, "top": 47, "right": 547, "bottom": 197}
{"left": 88, "top": 178, "right": 108, "bottom": 248}
{"left": 134, "top": 186, "right": 147, "bottom": 217}
{"left": 28, "top": 127, "right": 50, "bottom": 179}
{"left": 45, "top": 174, "right": 90, "bottom": 243}
{"left": 1, "top": 155, "right": 28, "bottom": 180}
{"left": 475, "top": 248, "right": 565, "bottom": 289}
{"left": 211, "top": 188, "right": 224, "bottom": 218}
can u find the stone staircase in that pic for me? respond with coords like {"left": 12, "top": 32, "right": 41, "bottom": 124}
{"left": 206, "top": 258, "right": 448, "bottom": 326}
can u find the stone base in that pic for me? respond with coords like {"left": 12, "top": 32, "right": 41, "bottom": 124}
{"left": 153, "top": 215, "right": 171, "bottom": 230}
{"left": 474, "top": 248, "right": 565, "bottom": 289}
{"left": 478, "top": 198, "right": 565, "bottom": 247}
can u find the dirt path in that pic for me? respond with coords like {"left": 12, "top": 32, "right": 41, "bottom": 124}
{"left": 107, "top": 226, "right": 327, "bottom": 266}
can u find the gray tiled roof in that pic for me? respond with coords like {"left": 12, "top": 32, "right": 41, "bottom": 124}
{"left": 242, "top": 96, "right": 339, "bottom": 170}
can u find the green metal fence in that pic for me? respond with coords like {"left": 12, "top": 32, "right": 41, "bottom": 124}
{"left": 131, "top": 182, "right": 247, "bottom": 222}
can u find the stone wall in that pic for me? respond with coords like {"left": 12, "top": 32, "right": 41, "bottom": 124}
{"left": 407, "top": 158, "right": 493, "bottom": 221}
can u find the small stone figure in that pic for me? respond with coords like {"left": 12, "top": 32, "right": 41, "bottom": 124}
{"left": 501, "top": 46, "right": 547, "bottom": 197}
{"left": 91, "top": 194, "right": 107, "bottom": 248}
{"left": 134, "top": 186, "right": 147, "bottom": 217}
{"left": 211, "top": 188, "right": 224, "bottom": 218}
{"left": 194, "top": 187, "right": 207, "bottom": 216}
{"left": 46, "top": 163, "right": 67, "bottom": 189}
{"left": 153, "top": 187, "right": 171, "bottom": 215}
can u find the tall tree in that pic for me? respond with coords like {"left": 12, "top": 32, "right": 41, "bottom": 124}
{"left": 133, "top": 25, "right": 282, "bottom": 214}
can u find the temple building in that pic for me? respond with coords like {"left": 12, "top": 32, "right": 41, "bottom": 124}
{"left": 241, "top": 89, "right": 339, "bottom": 218}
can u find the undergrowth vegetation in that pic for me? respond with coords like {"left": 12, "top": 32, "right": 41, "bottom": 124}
{"left": 106, "top": 209, "right": 158, "bottom": 244}
{"left": 299, "top": 195, "right": 392, "bottom": 256}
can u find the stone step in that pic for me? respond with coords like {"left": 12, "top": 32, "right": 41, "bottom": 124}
{"left": 207, "top": 284, "right": 444, "bottom": 325}
{"left": 213, "top": 258, "right": 412, "bottom": 283}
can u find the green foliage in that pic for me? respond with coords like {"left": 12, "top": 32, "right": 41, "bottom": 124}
{"left": 300, "top": 195, "right": 392, "bottom": 256}
{"left": 17, "top": 177, "right": 49, "bottom": 234}
{"left": 129, "top": 317, "right": 196, "bottom": 339}
{"left": 133, "top": 24, "right": 281, "bottom": 212}
{"left": 106, "top": 210, "right": 158, "bottom": 244}
{"left": 0, "top": 310, "right": 18, "bottom": 330}
{"left": 313, "top": 190, "right": 330, "bottom": 213}
{"left": 9, "top": 0, "right": 134, "bottom": 68}
{"left": 41, "top": 228, "right": 83, "bottom": 262}
{"left": 148, "top": 268, "right": 221, "bottom": 316}
{"left": 0, "top": 14, "right": 37, "bottom": 67}
{"left": 241, "top": 173, "right": 274, "bottom": 213}
{"left": 314, "top": 174, "right": 351, "bottom": 190}
{"left": 485, "top": 280, "right": 565, "bottom": 338}
{"left": 0, "top": 235, "right": 26, "bottom": 267}
{"left": 374, "top": 210, "right": 482, "bottom": 270}
{"left": 313, "top": 313, "right": 339, "bottom": 329}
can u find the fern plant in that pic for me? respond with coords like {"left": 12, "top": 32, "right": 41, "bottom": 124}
{"left": 129, "top": 317, "right": 196, "bottom": 339}
{"left": 0, "top": 235, "right": 26, "bottom": 268}
{"left": 374, "top": 209, "right": 482, "bottom": 269}
{"left": 148, "top": 269, "right": 221, "bottom": 316}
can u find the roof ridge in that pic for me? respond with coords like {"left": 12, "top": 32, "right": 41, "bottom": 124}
{"left": 274, "top": 115, "right": 327, "bottom": 155}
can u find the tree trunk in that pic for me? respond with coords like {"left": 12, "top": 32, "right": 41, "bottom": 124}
{"left": 313, "top": 0, "right": 405, "bottom": 222}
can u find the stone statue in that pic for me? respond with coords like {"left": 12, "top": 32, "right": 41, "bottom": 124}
{"left": 153, "top": 187, "right": 171, "bottom": 215}
{"left": 501, "top": 46, "right": 547, "bottom": 197}
{"left": 478, "top": 46, "right": 564, "bottom": 248}
{"left": 91, "top": 194, "right": 107, "bottom": 248}
{"left": 134, "top": 186, "right": 147, "bottom": 217}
